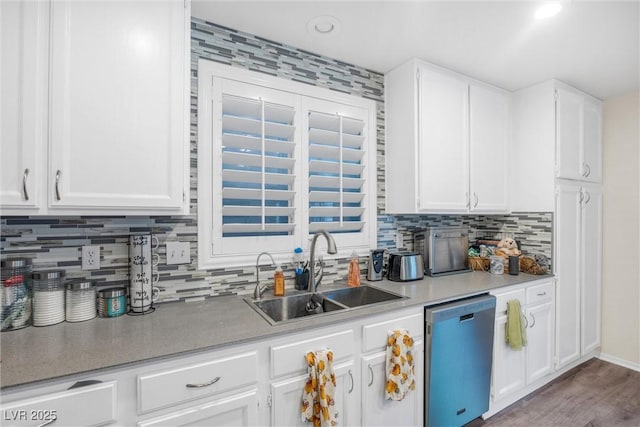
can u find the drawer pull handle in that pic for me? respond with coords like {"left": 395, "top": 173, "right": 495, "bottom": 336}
{"left": 368, "top": 365, "right": 374, "bottom": 387}
{"left": 36, "top": 415, "right": 57, "bottom": 427}
{"left": 348, "top": 369, "right": 354, "bottom": 394}
{"left": 537, "top": 291, "right": 547, "bottom": 296}
{"left": 22, "top": 168, "right": 30, "bottom": 200}
{"left": 186, "top": 376, "right": 221, "bottom": 388}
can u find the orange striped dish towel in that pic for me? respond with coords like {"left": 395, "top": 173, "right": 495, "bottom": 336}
{"left": 385, "top": 329, "right": 416, "bottom": 401}
{"left": 301, "top": 349, "right": 338, "bottom": 427}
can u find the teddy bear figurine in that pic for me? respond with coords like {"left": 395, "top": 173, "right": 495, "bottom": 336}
{"left": 494, "top": 238, "right": 522, "bottom": 257}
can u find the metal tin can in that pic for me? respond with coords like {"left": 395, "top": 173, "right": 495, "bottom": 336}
{"left": 1, "top": 258, "right": 33, "bottom": 331}
{"left": 32, "top": 270, "right": 66, "bottom": 326}
{"left": 97, "top": 287, "right": 127, "bottom": 318}
{"left": 65, "top": 279, "right": 97, "bottom": 322}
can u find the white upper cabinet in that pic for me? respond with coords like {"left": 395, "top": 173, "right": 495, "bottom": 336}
{"left": 1, "top": 0, "right": 190, "bottom": 215}
{"left": 510, "top": 80, "right": 603, "bottom": 212}
{"left": 385, "top": 58, "right": 509, "bottom": 214}
{"left": 469, "top": 82, "right": 509, "bottom": 212}
{"left": 417, "top": 66, "right": 470, "bottom": 213}
{"left": 556, "top": 87, "right": 603, "bottom": 183}
{"left": 0, "top": 0, "right": 48, "bottom": 213}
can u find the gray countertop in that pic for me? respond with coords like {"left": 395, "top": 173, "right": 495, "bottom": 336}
{"left": 0, "top": 271, "right": 551, "bottom": 390}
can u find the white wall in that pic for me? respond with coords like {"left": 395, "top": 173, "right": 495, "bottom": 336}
{"left": 601, "top": 91, "right": 640, "bottom": 369}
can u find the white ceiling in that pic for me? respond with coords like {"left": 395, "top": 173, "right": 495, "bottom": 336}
{"left": 191, "top": 0, "right": 640, "bottom": 100}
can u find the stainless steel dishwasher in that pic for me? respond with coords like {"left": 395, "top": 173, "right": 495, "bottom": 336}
{"left": 424, "top": 294, "right": 496, "bottom": 427}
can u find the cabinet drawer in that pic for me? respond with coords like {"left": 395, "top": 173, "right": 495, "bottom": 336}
{"left": 270, "top": 330, "right": 354, "bottom": 378}
{"left": 526, "top": 281, "right": 554, "bottom": 306}
{"left": 362, "top": 312, "right": 423, "bottom": 354}
{"left": 0, "top": 381, "right": 116, "bottom": 427}
{"left": 138, "top": 351, "right": 258, "bottom": 414}
{"left": 493, "top": 288, "right": 526, "bottom": 316}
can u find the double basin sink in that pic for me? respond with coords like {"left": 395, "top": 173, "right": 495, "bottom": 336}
{"left": 245, "top": 285, "right": 406, "bottom": 325}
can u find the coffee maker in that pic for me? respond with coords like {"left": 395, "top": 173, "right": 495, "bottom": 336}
{"left": 366, "top": 249, "right": 385, "bottom": 281}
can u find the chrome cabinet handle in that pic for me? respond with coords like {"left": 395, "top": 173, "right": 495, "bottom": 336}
{"left": 465, "top": 192, "right": 470, "bottom": 208}
{"left": 530, "top": 313, "right": 536, "bottom": 328}
{"left": 537, "top": 291, "right": 547, "bottom": 296}
{"left": 473, "top": 192, "right": 479, "bottom": 208}
{"left": 522, "top": 311, "right": 529, "bottom": 328}
{"left": 22, "top": 168, "right": 30, "bottom": 201}
{"left": 36, "top": 415, "right": 57, "bottom": 427}
{"left": 584, "top": 191, "right": 591, "bottom": 205}
{"left": 368, "top": 365, "right": 374, "bottom": 387}
{"left": 579, "top": 190, "right": 584, "bottom": 204}
{"left": 55, "top": 170, "right": 62, "bottom": 201}
{"left": 583, "top": 163, "right": 591, "bottom": 177}
{"left": 186, "top": 376, "right": 221, "bottom": 388}
{"left": 348, "top": 369, "right": 354, "bottom": 394}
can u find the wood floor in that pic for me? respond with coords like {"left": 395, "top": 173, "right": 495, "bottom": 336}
{"left": 468, "top": 358, "right": 640, "bottom": 427}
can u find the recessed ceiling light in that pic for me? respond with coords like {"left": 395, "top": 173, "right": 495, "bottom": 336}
{"left": 535, "top": 2, "right": 563, "bottom": 19}
{"left": 307, "top": 15, "right": 341, "bottom": 37}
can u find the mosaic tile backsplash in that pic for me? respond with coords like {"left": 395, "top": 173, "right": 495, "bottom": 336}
{"left": 0, "top": 18, "right": 553, "bottom": 303}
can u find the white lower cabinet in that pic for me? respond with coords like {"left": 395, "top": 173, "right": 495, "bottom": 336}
{"left": 137, "top": 389, "right": 259, "bottom": 427}
{"left": 267, "top": 306, "right": 424, "bottom": 427}
{"left": 0, "top": 306, "right": 425, "bottom": 427}
{"left": 0, "top": 381, "right": 117, "bottom": 427}
{"left": 489, "top": 279, "right": 555, "bottom": 414}
{"left": 270, "top": 362, "right": 356, "bottom": 427}
{"left": 361, "top": 341, "right": 424, "bottom": 427}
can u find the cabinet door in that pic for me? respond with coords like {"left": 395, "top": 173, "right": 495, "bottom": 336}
{"left": 270, "top": 362, "right": 356, "bottom": 427}
{"left": 469, "top": 83, "right": 509, "bottom": 213}
{"left": 0, "top": 0, "right": 47, "bottom": 212}
{"left": 582, "top": 97, "right": 602, "bottom": 183}
{"left": 48, "top": 0, "right": 187, "bottom": 213}
{"left": 491, "top": 315, "right": 526, "bottom": 402}
{"left": 361, "top": 341, "right": 423, "bottom": 427}
{"left": 555, "top": 183, "right": 582, "bottom": 368}
{"left": 555, "top": 88, "right": 584, "bottom": 181}
{"left": 581, "top": 186, "right": 602, "bottom": 355}
{"left": 417, "top": 67, "right": 469, "bottom": 212}
{"left": 137, "top": 389, "right": 258, "bottom": 427}
{"left": 525, "top": 302, "right": 555, "bottom": 384}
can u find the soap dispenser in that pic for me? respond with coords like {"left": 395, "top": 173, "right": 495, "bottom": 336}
{"left": 274, "top": 266, "right": 285, "bottom": 296}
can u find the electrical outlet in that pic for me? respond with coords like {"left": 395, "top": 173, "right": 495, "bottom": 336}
{"left": 82, "top": 245, "right": 100, "bottom": 270}
{"left": 166, "top": 241, "right": 190, "bottom": 265}
{"left": 396, "top": 233, "right": 404, "bottom": 249}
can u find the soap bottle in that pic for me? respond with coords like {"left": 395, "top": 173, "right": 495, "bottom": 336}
{"left": 347, "top": 251, "right": 361, "bottom": 287}
{"left": 274, "top": 266, "right": 285, "bottom": 296}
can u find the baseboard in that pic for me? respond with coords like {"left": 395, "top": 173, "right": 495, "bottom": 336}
{"left": 598, "top": 352, "right": 640, "bottom": 372}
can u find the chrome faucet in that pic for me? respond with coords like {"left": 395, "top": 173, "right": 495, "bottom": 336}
{"left": 308, "top": 230, "right": 337, "bottom": 293}
{"left": 253, "top": 252, "right": 275, "bottom": 300}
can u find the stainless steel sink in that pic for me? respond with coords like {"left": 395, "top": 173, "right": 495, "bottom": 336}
{"left": 246, "top": 293, "right": 347, "bottom": 325}
{"left": 245, "top": 285, "right": 406, "bottom": 325}
{"left": 320, "top": 286, "right": 405, "bottom": 307}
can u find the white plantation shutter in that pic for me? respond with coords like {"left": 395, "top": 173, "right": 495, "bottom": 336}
{"left": 220, "top": 94, "right": 297, "bottom": 236}
{"left": 198, "top": 62, "right": 376, "bottom": 268}
{"left": 307, "top": 111, "right": 366, "bottom": 234}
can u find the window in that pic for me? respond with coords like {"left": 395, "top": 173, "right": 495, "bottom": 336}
{"left": 197, "top": 60, "right": 377, "bottom": 268}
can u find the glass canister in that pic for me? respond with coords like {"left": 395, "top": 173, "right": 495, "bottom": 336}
{"left": 97, "top": 287, "right": 127, "bottom": 318}
{"left": 65, "top": 279, "right": 97, "bottom": 322}
{"left": 32, "top": 270, "right": 66, "bottom": 326}
{"left": 1, "top": 258, "right": 33, "bottom": 331}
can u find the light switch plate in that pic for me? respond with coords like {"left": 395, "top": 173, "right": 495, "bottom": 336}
{"left": 166, "top": 241, "right": 190, "bottom": 265}
{"left": 82, "top": 245, "right": 100, "bottom": 270}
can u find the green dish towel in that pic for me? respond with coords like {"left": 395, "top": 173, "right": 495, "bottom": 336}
{"left": 506, "top": 299, "right": 527, "bottom": 350}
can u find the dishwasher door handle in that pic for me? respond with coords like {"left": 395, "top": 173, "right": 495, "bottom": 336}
{"left": 459, "top": 313, "right": 475, "bottom": 322}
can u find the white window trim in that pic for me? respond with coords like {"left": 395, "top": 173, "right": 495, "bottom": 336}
{"left": 197, "top": 59, "right": 377, "bottom": 269}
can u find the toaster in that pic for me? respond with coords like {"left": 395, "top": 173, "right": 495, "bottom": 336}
{"left": 387, "top": 251, "right": 424, "bottom": 282}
